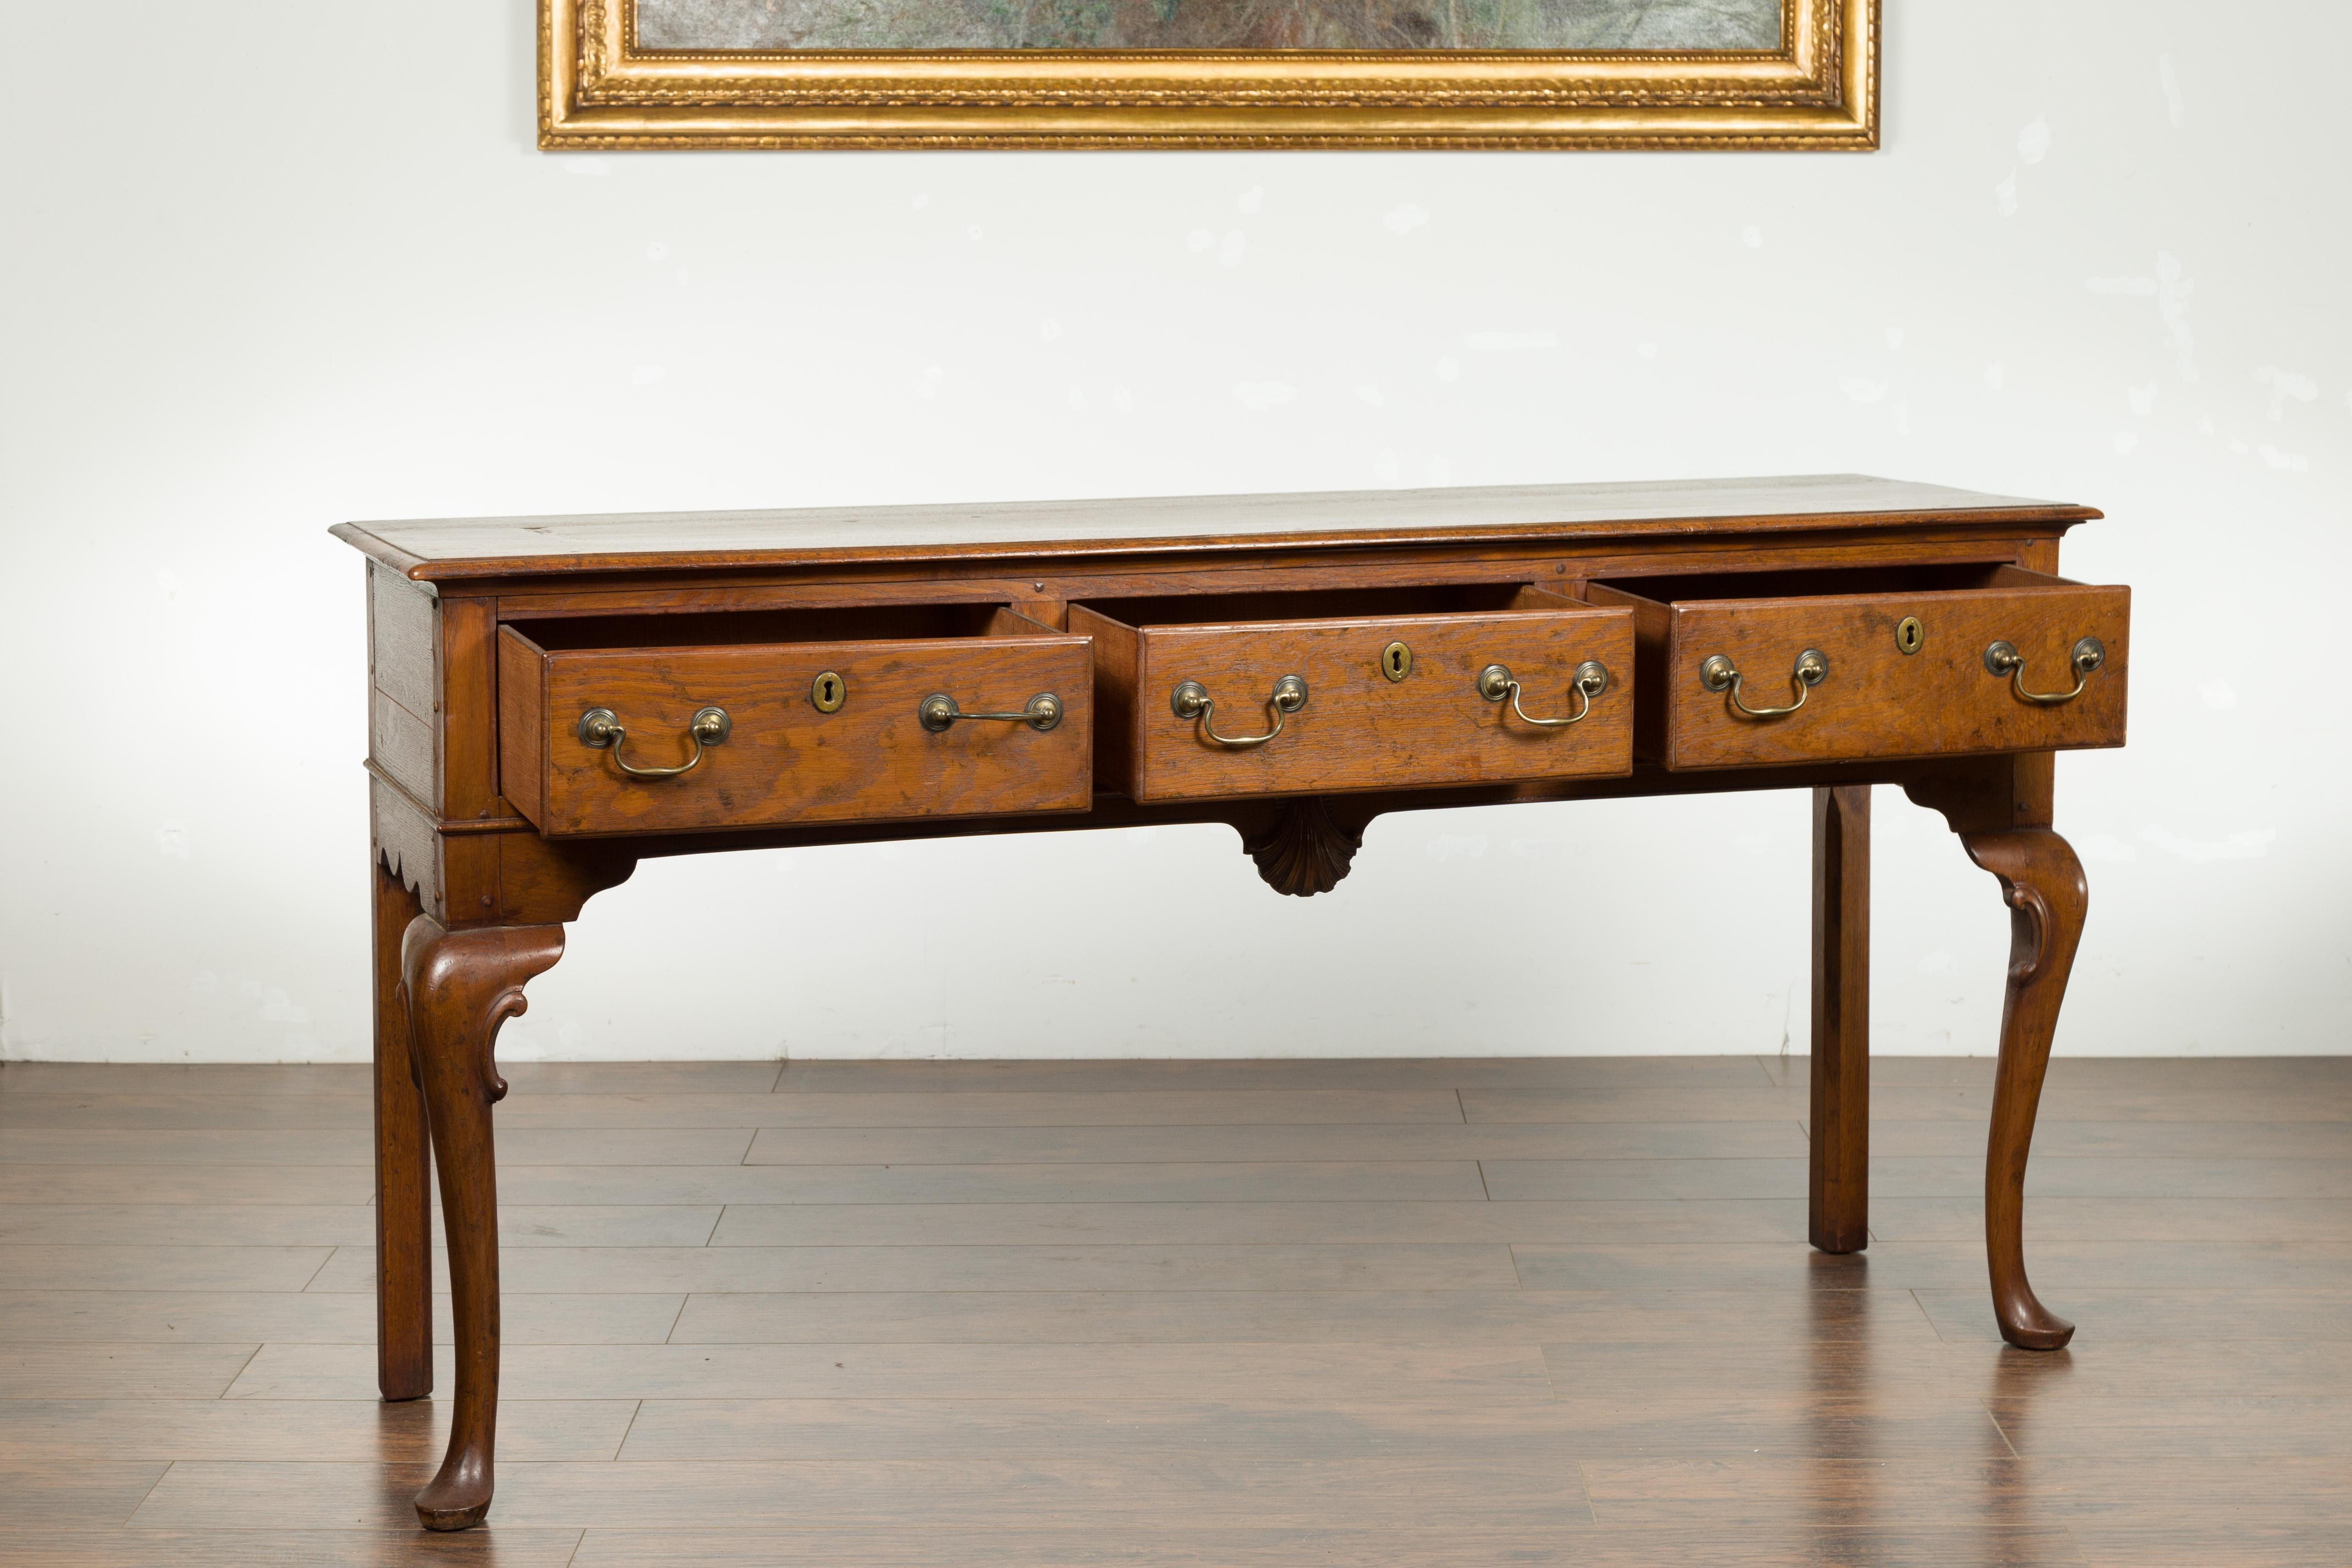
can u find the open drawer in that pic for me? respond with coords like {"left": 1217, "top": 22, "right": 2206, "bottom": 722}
{"left": 1586, "top": 563, "right": 2129, "bottom": 770}
{"left": 498, "top": 605, "right": 1093, "bottom": 836}
{"left": 1069, "top": 585, "right": 1634, "bottom": 803}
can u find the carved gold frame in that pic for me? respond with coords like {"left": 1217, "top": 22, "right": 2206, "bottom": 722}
{"left": 541, "top": 0, "right": 1876, "bottom": 150}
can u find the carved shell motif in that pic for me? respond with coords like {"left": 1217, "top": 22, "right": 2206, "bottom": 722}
{"left": 1243, "top": 798, "right": 1364, "bottom": 898}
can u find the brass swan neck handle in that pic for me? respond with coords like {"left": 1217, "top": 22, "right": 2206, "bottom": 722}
{"left": 1984, "top": 637, "right": 2105, "bottom": 705}
{"left": 576, "top": 706, "right": 731, "bottom": 779}
{"left": 1478, "top": 661, "right": 1609, "bottom": 727}
{"left": 1700, "top": 649, "right": 1827, "bottom": 720}
{"left": 1171, "top": 676, "right": 1308, "bottom": 749}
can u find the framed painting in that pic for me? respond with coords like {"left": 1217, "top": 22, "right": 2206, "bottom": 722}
{"left": 541, "top": 0, "right": 1876, "bottom": 149}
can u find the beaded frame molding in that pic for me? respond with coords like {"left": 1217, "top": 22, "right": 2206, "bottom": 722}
{"left": 539, "top": 0, "right": 1877, "bottom": 150}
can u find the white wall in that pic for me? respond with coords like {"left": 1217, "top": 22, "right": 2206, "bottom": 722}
{"left": 2, "top": 1, "right": 2346, "bottom": 1064}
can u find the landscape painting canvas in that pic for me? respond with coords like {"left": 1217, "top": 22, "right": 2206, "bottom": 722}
{"left": 634, "top": 0, "right": 1785, "bottom": 51}
{"left": 540, "top": 0, "right": 1874, "bottom": 148}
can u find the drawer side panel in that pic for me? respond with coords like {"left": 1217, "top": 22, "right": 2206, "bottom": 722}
{"left": 1067, "top": 605, "right": 1138, "bottom": 799}
{"left": 498, "top": 626, "right": 549, "bottom": 830}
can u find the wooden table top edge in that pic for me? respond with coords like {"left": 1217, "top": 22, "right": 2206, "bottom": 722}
{"left": 328, "top": 476, "right": 2103, "bottom": 584}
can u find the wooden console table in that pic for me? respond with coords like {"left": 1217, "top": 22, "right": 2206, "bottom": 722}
{"left": 335, "top": 475, "right": 2129, "bottom": 1530}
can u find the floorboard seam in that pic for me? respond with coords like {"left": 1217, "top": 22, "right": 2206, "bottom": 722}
{"left": 1982, "top": 1396, "right": 2022, "bottom": 1459}
{"left": 295, "top": 1247, "right": 339, "bottom": 1294}
{"left": 121, "top": 1457, "right": 175, "bottom": 1527}
{"left": 612, "top": 1398, "right": 645, "bottom": 1461}
{"left": 211, "top": 1342, "right": 267, "bottom": 1399}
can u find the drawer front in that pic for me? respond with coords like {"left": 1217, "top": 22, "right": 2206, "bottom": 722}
{"left": 1635, "top": 583, "right": 2128, "bottom": 770}
{"left": 507, "top": 631, "right": 1093, "bottom": 835}
{"left": 1095, "top": 607, "right": 1634, "bottom": 803}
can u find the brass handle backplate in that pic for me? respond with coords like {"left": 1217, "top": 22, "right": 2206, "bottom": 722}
{"left": 1984, "top": 637, "right": 2105, "bottom": 705}
{"left": 576, "top": 705, "right": 731, "bottom": 779}
{"left": 919, "top": 692, "right": 1063, "bottom": 732}
{"left": 1171, "top": 675, "right": 1308, "bottom": 749}
{"left": 1478, "top": 661, "right": 1609, "bottom": 727}
{"left": 1700, "top": 649, "right": 1828, "bottom": 720}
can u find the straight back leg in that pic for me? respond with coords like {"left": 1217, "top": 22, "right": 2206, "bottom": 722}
{"left": 372, "top": 858, "right": 432, "bottom": 1402}
{"left": 1809, "top": 784, "right": 1870, "bottom": 1254}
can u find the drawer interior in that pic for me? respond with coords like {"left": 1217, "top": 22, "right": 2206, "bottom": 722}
{"left": 1073, "top": 582, "right": 1581, "bottom": 628}
{"left": 507, "top": 604, "right": 1051, "bottom": 651}
{"left": 1591, "top": 561, "right": 2050, "bottom": 606}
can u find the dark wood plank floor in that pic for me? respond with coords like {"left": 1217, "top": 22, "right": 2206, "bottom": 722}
{"left": 2, "top": 1054, "right": 2348, "bottom": 1566}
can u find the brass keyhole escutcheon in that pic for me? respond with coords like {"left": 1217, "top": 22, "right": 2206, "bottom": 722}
{"left": 1895, "top": 616, "right": 1925, "bottom": 655}
{"left": 810, "top": 670, "right": 847, "bottom": 713}
{"left": 1381, "top": 641, "right": 1414, "bottom": 682}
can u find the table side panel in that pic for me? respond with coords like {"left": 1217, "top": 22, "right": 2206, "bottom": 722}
{"left": 367, "top": 564, "right": 441, "bottom": 810}
{"left": 368, "top": 562, "right": 438, "bottom": 715}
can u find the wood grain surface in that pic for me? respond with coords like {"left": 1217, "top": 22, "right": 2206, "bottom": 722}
{"left": 1, "top": 1054, "right": 2343, "bottom": 1565}
{"left": 1074, "top": 586, "right": 1634, "bottom": 802}
{"left": 331, "top": 474, "right": 2098, "bottom": 580}
{"left": 1589, "top": 564, "right": 2129, "bottom": 769}
{"left": 504, "top": 606, "right": 1093, "bottom": 835}
{"left": 365, "top": 563, "right": 440, "bottom": 810}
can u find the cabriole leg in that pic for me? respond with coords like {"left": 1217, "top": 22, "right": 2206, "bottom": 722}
{"left": 1959, "top": 828, "right": 2086, "bottom": 1351}
{"left": 1809, "top": 785, "right": 1871, "bottom": 1254}
{"left": 372, "top": 859, "right": 433, "bottom": 1401}
{"left": 399, "top": 916, "right": 564, "bottom": 1530}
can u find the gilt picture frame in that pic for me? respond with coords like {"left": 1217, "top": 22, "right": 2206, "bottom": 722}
{"left": 540, "top": 0, "right": 1876, "bottom": 150}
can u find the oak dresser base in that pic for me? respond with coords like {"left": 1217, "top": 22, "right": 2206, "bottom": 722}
{"left": 338, "top": 476, "right": 2124, "bottom": 1527}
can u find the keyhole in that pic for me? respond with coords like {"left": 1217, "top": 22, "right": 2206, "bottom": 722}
{"left": 1895, "top": 616, "right": 1925, "bottom": 655}
{"left": 810, "top": 670, "right": 847, "bottom": 712}
{"left": 1381, "top": 640, "right": 1413, "bottom": 682}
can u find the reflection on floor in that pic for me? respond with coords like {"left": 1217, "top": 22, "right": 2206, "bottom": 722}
{"left": 2, "top": 1053, "right": 2347, "bottom": 1565}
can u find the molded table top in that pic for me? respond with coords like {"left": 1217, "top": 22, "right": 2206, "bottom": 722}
{"left": 332, "top": 473, "right": 2097, "bottom": 582}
